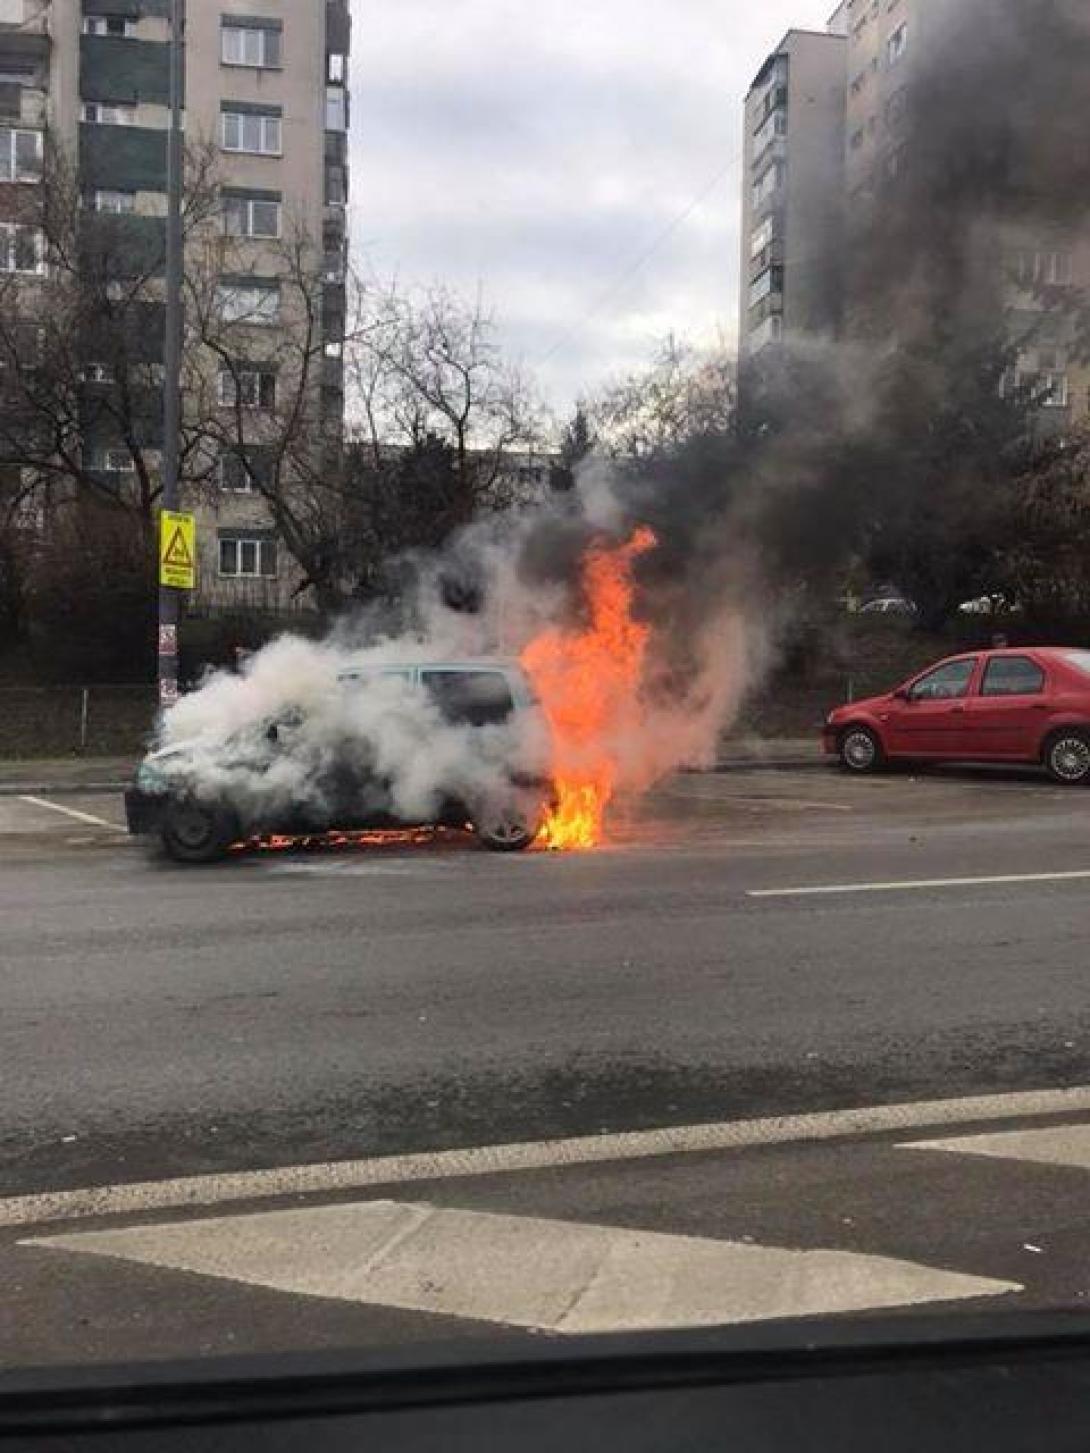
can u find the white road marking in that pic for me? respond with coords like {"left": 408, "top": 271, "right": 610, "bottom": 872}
{"left": 18, "top": 794, "right": 124, "bottom": 832}
{"left": 904, "top": 1124, "right": 1090, "bottom": 1171}
{"left": 6, "top": 1086, "right": 1090, "bottom": 1230}
{"left": 23, "top": 1200, "right": 1019, "bottom": 1332}
{"left": 661, "top": 788, "right": 853, "bottom": 812}
{"left": 748, "top": 869, "right": 1090, "bottom": 898}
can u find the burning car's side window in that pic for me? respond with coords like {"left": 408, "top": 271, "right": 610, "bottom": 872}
{"left": 422, "top": 671, "right": 514, "bottom": 727}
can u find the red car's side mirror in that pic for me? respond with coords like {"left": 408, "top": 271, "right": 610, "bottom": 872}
{"left": 892, "top": 687, "right": 909, "bottom": 702}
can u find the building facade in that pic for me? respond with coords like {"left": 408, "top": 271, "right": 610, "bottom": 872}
{"left": 0, "top": 0, "right": 350, "bottom": 612}
{"left": 739, "top": 0, "right": 1090, "bottom": 429}
{"left": 738, "top": 24, "right": 846, "bottom": 364}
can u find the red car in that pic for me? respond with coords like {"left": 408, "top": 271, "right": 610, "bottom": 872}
{"left": 823, "top": 647, "right": 1090, "bottom": 784}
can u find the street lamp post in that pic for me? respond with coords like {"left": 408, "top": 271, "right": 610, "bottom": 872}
{"left": 157, "top": 0, "right": 185, "bottom": 708}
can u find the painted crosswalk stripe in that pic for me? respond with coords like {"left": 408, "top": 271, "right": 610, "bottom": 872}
{"left": 24, "top": 1200, "right": 1020, "bottom": 1333}
{"left": 903, "top": 1124, "right": 1090, "bottom": 1170}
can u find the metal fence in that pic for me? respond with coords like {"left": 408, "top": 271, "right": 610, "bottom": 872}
{"left": 0, "top": 685, "right": 158, "bottom": 758}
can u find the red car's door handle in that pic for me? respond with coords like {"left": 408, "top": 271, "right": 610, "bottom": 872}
{"left": 1031, "top": 701, "right": 1048, "bottom": 710}
{"left": 951, "top": 705, "right": 966, "bottom": 714}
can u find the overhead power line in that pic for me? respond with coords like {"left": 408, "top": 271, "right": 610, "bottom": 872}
{"left": 537, "top": 155, "right": 738, "bottom": 367}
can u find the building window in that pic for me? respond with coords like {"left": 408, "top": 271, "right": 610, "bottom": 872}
{"left": 752, "top": 105, "right": 786, "bottom": 157}
{"left": 82, "top": 15, "right": 136, "bottom": 36}
{"left": 218, "top": 367, "right": 276, "bottom": 409}
{"left": 750, "top": 215, "right": 775, "bottom": 261}
{"left": 749, "top": 265, "right": 783, "bottom": 309}
{"left": 0, "top": 126, "right": 43, "bottom": 183}
{"left": 81, "top": 101, "right": 136, "bottom": 125}
{"left": 215, "top": 280, "right": 281, "bottom": 325}
{"left": 327, "top": 52, "right": 346, "bottom": 83}
{"left": 0, "top": 223, "right": 43, "bottom": 274}
{"left": 81, "top": 363, "right": 115, "bottom": 383}
{"left": 221, "top": 108, "right": 282, "bottom": 156}
{"left": 89, "top": 447, "right": 134, "bottom": 472}
{"left": 93, "top": 188, "right": 135, "bottom": 214}
{"left": 223, "top": 194, "right": 282, "bottom": 239}
{"left": 324, "top": 163, "right": 347, "bottom": 206}
{"left": 1037, "top": 371, "right": 1069, "bottom": 407}
{"left": 218, "top": 451, "right": 255, "bottom": 492}
{"left": 1014, "top": 249, "right": 1073, "bottom": 287}
{"left": 218, "top": 534, "right": 277, "bottom": 577}
{"left": 221, "top": 21, "right": 282, "bottom": 69}
{"left": 752, "top": 159, "right": 784, "bottom": 210}
{"left": 325, "top": 86, "right": 347, "bottom": 131}
{"left": 887, "top": 21, "right": 908, "bottom": 66}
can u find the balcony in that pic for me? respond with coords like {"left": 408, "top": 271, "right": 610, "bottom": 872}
{"left": 748, "top": 289, "right": 784, "bottom": 329}
{"left": 747, "top": 314, "right": 783, "bottom": 355}
{"left": 749, "top": 238, "right": 784, "bottom": 282}
{"left": 0, "top": 84, "right": 46, "bottom": 125}
{"left": 751, "top": 133, "right": 787, "bottom": 176}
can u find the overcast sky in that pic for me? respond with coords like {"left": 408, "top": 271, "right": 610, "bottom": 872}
{"left": 349, "top": 1, "right": 835, "bottom": 414}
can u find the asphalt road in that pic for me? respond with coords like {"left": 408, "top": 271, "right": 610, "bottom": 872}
{"left": 3, "top": 763, "right": 1090, "bottom": 1367}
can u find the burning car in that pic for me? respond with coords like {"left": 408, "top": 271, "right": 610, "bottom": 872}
{"left": 125, "top": 659, "right": 555, "bottom": 862}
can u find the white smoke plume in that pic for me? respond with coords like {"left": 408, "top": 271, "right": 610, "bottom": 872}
{"left": 151, "top": 464, "right": 761, "bottom": 834}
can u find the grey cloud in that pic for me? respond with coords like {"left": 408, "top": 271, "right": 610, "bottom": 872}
{"left": 349, "top": 0, "right": 836, "bottom": 409}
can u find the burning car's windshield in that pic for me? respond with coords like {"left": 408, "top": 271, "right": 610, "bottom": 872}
{"left": 5, "top": 0, "right": 1090, "bottom": 1399}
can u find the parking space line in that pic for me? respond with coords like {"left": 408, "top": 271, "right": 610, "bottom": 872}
{"left": 748, "top": 868, "right": 1090, "bottom": 898}
{"left": 18, "top": 794, "right": 124, "bottom": 832}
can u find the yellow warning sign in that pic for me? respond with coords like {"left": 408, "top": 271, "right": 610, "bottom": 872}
{"left": 159, "top": 510, "right": 196, "bottom": 590}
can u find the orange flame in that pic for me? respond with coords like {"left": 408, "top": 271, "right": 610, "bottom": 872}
{"left": 521, "top": 525, "right": 657, "bottom": 850}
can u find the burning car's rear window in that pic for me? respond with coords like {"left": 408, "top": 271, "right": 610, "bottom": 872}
{"left": 422, "top": 670, "right": 514, "bottom": 726}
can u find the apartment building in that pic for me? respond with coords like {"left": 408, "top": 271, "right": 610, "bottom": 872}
{"left": 737, "top": 24, "right": 846, "bottom": 363}
{"left": 740, "top": 0, "right": 1090, "bottom": 428}
{"left": 0, "top": 0, "right": 350, "bottom": 611}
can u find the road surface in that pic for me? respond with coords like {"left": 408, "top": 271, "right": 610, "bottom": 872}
{"left": 2, "top": 763, "right": 1089, "bottom": 1365}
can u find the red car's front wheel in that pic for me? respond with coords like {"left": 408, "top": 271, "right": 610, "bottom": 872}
{"left": 838, "top": 726, "right": 884, "bottom": 775}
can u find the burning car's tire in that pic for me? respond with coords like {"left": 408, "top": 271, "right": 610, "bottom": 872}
{"left": 474, "top": 806, "right": 540, "bottom": 852}
{"left": 838, "top": 726, "right": 884, "bottom": 774}
{"left": 160, "top": 797, "right": 238, "bottom": 864}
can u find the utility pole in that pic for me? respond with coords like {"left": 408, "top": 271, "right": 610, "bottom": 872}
{"left": 157, "top": 0, "right": 185, "bottom": 709}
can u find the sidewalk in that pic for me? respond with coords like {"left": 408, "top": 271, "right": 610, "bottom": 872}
{"left": 0, "top": 757, "right": 136, "bottom": 796}
{"left": 0, "top": 738, "right": 825, "bottom": 795}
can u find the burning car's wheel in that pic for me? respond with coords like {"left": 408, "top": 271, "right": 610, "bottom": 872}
{"left": 474, "top": 807, "right": 539, "bottom": 853}
{"left": 160, "top": 798, "right": 238, "bottom": 864}
{"left": 838, "top": 726, "right": 884, "bottom": 774}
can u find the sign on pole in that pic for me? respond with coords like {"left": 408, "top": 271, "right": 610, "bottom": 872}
{"left": 159, "top": 510, "right": 196, "bottom": 590}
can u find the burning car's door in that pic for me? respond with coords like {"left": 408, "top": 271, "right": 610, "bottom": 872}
{"left": 883, "top": 656, "right": 980, "bottom": 757}
{"left": 333, "top": 668, "right": 418, "bottom": 825}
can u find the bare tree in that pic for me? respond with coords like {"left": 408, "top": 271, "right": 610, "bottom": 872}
{"left": 349, "top": 279, "right": 545, "bottom": 512}
{"left": 587, "top": 334, "right": 736, "bottom": 461}
{"left": 0, "top": 138, "right": 222, "bottom": 536}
